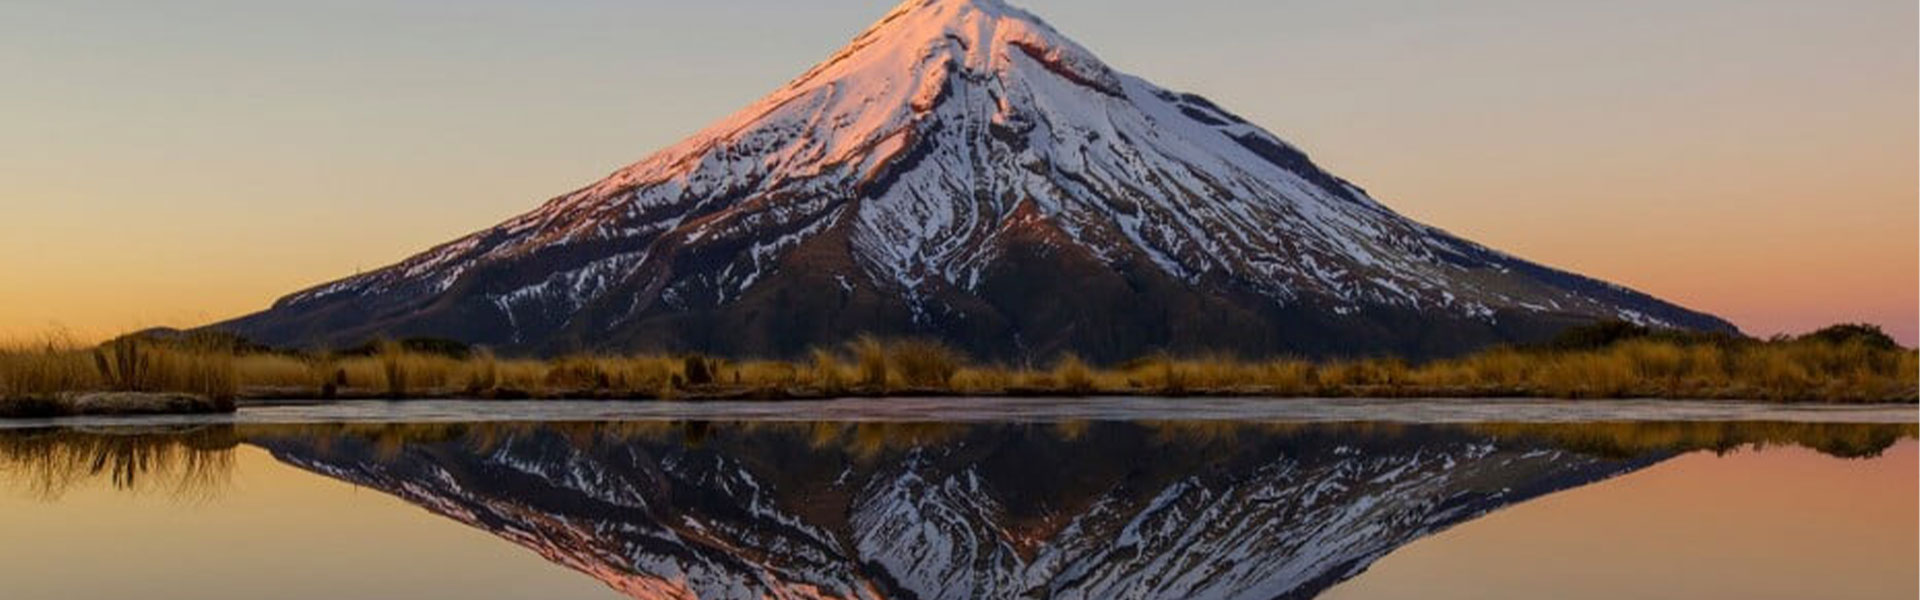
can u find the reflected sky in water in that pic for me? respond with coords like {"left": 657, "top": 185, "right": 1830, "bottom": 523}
{"left": 0, "top": 417, "right": 1913, "bottom": 600}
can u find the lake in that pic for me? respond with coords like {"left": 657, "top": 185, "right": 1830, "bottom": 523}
{"left": 0, "top": 398, "right": 1913, "bottom": 600}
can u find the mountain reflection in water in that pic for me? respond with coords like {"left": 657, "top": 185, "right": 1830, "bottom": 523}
{"left": 1, "top": 421, "right": 1912, "bottom": 600}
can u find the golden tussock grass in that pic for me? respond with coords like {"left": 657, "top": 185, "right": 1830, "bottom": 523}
{"left": 886, "top": 339, "right": 963, "bottom": 388}
{"left": 3, "top": 324, "right": 1913, "bottom": 404}
{"left": 0, "top": 334, "right": 235, "bottom": 401}
{"left": 0, "top": 335, "right": 98, "bottom": 399}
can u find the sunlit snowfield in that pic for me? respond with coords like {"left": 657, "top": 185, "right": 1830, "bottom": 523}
{"left": 0, "top": 400, "right": 1913, "bottom": 600}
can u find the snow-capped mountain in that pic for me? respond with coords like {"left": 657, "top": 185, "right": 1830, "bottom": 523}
{"left": 218, "top": 0, "right": 1734, "bottom": 360}
{"left": 261, "top": 422, "right": 1666, "bottom": 600}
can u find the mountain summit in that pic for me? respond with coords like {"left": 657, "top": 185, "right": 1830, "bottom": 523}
{"left": 218, "top": 0, "right": 1735, "bottom": 360}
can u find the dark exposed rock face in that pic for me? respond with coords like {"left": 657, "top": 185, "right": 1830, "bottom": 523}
{"left": 260, "top": 422, "right": 1666, "bottom": 599}
{"left": 212, "top": 0, "right": 1735, "bottom": 361}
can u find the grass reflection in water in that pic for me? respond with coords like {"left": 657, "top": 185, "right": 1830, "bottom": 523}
{"left": 0, "top": 420, "right": 1910, "bottom": 501}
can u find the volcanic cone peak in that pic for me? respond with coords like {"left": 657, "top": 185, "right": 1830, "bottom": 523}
{"left": 218, "top": 0, "right": 1735, "bottom": 360}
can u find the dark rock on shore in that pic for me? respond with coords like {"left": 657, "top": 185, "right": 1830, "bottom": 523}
{"left": 0, "top": 396, "right": 67, "bottom": 419}
{"left": 0, "top": 393, "right": 236, "bottom": 419}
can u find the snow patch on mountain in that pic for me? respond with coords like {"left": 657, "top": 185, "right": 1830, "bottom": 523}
{"left": 231, "top": 0, "right": 1735, "bottom": 357}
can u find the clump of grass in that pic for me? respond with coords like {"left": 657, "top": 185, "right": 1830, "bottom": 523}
{"left": 810, "top": 348, "right": 850, "bottom": 395}
{"left": 952, "top": 366, "right": 1017, "bottom": 394}
{"left": 80, "top": 335, "right": 236, "bottom": 399}
{"left": 610, "top": 355, "right": 679, "bottom": 394}
{"left": 544, "top": 355, "right": 611, "bottom": 391}
{"left": 493, "top": 358, "right": 549, "bottom": 391}
{"left": 92, "top": 337, "right": 155, "bottom": 392}
{"left": 1139, "top": 355, "right": 1188, "bottom": 394}
{"left": 341, "top": 343, "right": 467, "bottom": 397}
{"left": 888, "top": 339, "right": 962, "bottom": 388}
{"left": 1394, "top": 323, "right": 1919, "bottom": 402}
{"left": 0, "top": 335, "right": 99, "bottom": 399}
{"left": 850, "top": 336, "right": 889, "bottom": 389}
{"left": 153, "top": 345, "right": 237, "bottom": 400}
{"left": 682, "top": 355, "right": 717, "bottom": 386}
{"left": 1265, "top": 360, "right": 1318, "bottom": 392}
{"left": 230, "top": 354, "right": 313, "bottom": 389}
{"left": 529, "top": 355, "right": 684, "bottom": 396}
{"left": 1120, "top": 354, "right": 1316, "bottom": 394}
{"left": 465, "top": 348, "right": 499, "bottom": 394}
{"left": 1053, "top": 354, "right": 1095, "bottom": 394}
{"left": 1425, "top": 347, "right": 1529, "bottom": 389}
{"left": 376, "top": 340, "right": 410, "bottom": 399}
{"left": 735, "top": 360, "right": 800, "bottom": 389}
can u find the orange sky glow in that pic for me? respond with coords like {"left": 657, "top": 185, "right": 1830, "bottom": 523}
{"left": 1, "top": 0, "right": 1913, "bottom": 346}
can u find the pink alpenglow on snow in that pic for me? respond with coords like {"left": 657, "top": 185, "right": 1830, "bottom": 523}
{"left": 217, "top": 0, "right": 1736, "bottom": 360}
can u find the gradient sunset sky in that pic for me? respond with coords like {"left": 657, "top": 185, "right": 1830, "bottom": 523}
{"left": 2, "top": 0, "right": 1914, "bottom": 344}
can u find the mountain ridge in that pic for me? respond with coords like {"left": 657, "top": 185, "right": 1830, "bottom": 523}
{"left": 215, "top": 0, "right": 1737, "bottom": 360}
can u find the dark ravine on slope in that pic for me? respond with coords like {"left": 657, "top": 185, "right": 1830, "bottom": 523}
{"left": 260, "top": 422, "right": 1665, "bottom": 600}
{"left": 215, "top": 0, "right": 1735, "bottom": 361}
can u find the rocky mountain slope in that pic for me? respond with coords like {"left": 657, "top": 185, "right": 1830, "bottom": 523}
{"left": 217, "top": 0, "right": 1735, "bottom": 360}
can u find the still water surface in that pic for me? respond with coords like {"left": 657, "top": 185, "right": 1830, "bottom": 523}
{"left": 0, "top": 399, "right": 1913, "bottom": 600}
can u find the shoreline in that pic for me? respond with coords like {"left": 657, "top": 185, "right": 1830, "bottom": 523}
{"left": 229, "top": 383, "right": 1919, "bottom": 405}
{"left": 6, "top": 324, "right": 1916, "bottom": 418}
{"left": 6, "top": 383, "right": 1915, "bottom": 421}
{"left": 6, "top": 397, "right": 1916, "bottom": 431}
{"left": 9, "top": 378, "right": 1919, "bottom": 422}
{"left": 0, "top": 392, "right": 235, "bottom": 419}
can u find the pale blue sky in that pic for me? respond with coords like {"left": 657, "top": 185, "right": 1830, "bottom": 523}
{"left": 2, "top": 0, "right": 1914, "bottom": 343}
